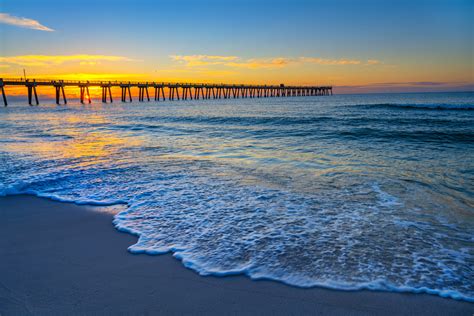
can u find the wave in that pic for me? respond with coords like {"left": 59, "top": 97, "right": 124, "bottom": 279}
{"left": 356, "top": 103, "right": 474, "bottom": 110}
{"left": 2, "top": 179, "right": 473, "bottom": 303}
{"left": 120, "top": 224, "right": 474, "bottom": 303}
{"left": 138, "top": 115, "right": 336, "bottom": 126}
{"left": 0, "top": 183, "right": 128, "bottom": 206}
{"left": 336, "top": 128, "right": 474, "bottom": 143}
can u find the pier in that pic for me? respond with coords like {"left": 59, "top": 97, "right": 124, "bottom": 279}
{"left": 0, "top": 78, "right": 332, "bottom": 106}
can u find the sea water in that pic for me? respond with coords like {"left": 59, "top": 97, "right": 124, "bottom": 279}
{"left": 1, "top": 92, "right": 473, "bottom": 301}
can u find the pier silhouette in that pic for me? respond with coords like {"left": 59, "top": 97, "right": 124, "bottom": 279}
{"left": 0, "top": 78, "right": 332, "bottom": 106}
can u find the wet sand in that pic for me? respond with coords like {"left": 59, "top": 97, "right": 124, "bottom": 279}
{"left": 0, "top": 195, "right": 472, "bottom": 315}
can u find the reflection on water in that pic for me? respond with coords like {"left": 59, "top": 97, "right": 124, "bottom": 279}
{"left": 2, "top": 111, "right": 142, "bottom": 162}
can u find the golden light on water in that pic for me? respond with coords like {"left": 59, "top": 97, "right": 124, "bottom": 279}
{"left": 2, "top": 112, "right": 142, "bottom": 162}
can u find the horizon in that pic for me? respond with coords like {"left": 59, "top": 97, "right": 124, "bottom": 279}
{"left": 2, "top": 85, "right": 473, "bottom": 101}
{"left": 1, "top": 0, "right": 473, "bottom": 95}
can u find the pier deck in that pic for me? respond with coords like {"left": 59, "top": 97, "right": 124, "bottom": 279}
{"left": 0, "top": 78, "right": 332, "bottom": 106}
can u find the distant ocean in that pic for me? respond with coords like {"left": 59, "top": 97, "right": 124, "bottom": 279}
{"left": 1, "top": 92, "right": 473, "bottom": 301}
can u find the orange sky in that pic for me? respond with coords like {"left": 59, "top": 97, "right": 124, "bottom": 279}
{"left": 1, "top": 53, "right": 472, "bottom": 96}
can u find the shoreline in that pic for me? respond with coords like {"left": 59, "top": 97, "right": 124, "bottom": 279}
{"left": 1, "top": 194, "right": 472, "bottom": 315}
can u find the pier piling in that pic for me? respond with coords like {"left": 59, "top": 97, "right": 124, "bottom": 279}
{"left": 0, "top": 78, "right": 332, "bottom": 106}
{"left": 79, "top": 83, "right": 91, "bottom": 104}
{"left": 53, "top": 81, "right": 67, "bottom": 105}
{"left": 0, "top": 79, "right": 7, "bottom": 106}
{"left": 154, "top": 84, "right": 165, "bottom": 101}
{"left": 26, "top": 80, "right": 39, "bottom": 106}
{"left": 138, "top": 84, "right": 149, "bottom": 102}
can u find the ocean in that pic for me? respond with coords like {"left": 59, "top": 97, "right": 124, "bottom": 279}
{"left": 1, "top": 92, "right": 473, "bottom": 301}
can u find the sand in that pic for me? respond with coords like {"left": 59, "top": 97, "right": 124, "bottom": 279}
{"left": 0, "top": 195, "right": 472, "bottom": 315}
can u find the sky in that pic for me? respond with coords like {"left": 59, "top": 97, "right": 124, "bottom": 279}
{"left": 0, "top": 0, "right": 473, "bottom": 94}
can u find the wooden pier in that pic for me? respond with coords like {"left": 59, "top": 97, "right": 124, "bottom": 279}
{"left": 0, "top": 78, "right": 332, "bottom": 106}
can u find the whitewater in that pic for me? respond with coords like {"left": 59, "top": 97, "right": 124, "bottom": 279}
{"left": 1, "top": 92, "right": 473, "bottom": 302}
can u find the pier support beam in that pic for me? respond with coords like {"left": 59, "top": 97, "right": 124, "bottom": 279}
{"left": 26, "top": 81, "right": 39, "bottom": 106}
{"left": 194, "top": 86, "right": 204, "bottom": 100}
{"left": 138, "top": 84, "right": 150, "bottom": 102}
{"left": 80, "top": 83, "right": 91, "bottom": 104}
{"left": 168, "top": 86, "right": 180, "bottom": 100}
{"left": 120, "top": 84, "right": 132, "bottom": 102}
{"left": 215, "top": 87, "right": 221, "bottom": 99}
{"left": 204, "top": 87, "right": 211, "bottom": 99}
{"left": 182, "top": 86, "right": 192, "bottom": 100}
{"left": 101, "top": 84, "right": 112, "bottom": 103}
{"left": 0, "top": 79, "right": 7, "bottom": 106}
{"left": 154, "top": 85, "right": 165, "bottom": 101}
{"left": 54, "top": 81, "right": 67, "bottom": 105}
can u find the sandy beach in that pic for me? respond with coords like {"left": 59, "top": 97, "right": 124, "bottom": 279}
{"left": 0, "top": 194, "right": 471, "bottom": 315}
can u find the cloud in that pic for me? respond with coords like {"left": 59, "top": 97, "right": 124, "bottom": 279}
{"left": 0, "top": 13, "right": 54, "bottom": 31}
{"left": 79, "top": 61, "right": 99, "bottom": 66}
{"left": 335, "top": 81, "right": 474, "bottom": 94}
{"left": 170, "top": 55, "right": 239, "bottom": 62}
{"left": 300, "top": 57, "right": 382, "bottom": 66}
{"left": 170, "top": 55, "right": 240, "bottom": 66}
{"left": 370, "top": 81, "right": 454, "bottom": 87}
{"left": 171, "top": 55, "right": 292, "bottom": 69}
{"left": 0, "top": 54, "right": 139, "bottom": 67}
{"left": 226, "top": 58, "right": 292, "bottom": 69}
{"left": 299, "top": 57, "right": 362, "bottom": 65}
{"left": 367, "top": 59, "right": 381, "bottom": 65}
{"left": 158, "top": 68, "right": 237, "bottom": 76}
{"left": 34, "top": 73, "right": 147, "bottom": 81}
{"left": 171, "top": 55, "right": 381, "bottom": 69}
{"left": 170, "top": 55, "right": 294, "bottom": 69}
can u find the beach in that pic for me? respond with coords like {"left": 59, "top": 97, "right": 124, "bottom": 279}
{"left": 1, "top": 194, "right": 472, "bottom": 315}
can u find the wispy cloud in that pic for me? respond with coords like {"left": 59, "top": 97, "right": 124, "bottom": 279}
{"left": 367, "top": 59, "right": 381, "bottom": 65}
{"left": 43, "top": 73, "right": 147, "bottom": 81}
{"left": 0, "top": 13, "right": 54, "bottom": 31}
{"left": 170, "top": 55, "right": 239, "bottom": 62}
{"left": 335, "top": 81, "right": 474, "bottom": 94}
{"left": 170, "top": 55, "right": 295, "bottom": 69}
{"left": 0, "top": 54, "right": 139, "bottom": 67}
{"left": 159, "top": 68, "right": 237, "bottom": 76}
{"left": 226, "top": 58, "right": 292, "bottom": 69}
{"left": 171, "top": 55, "right": 381, "bottom": 69}
{"left": 299, "top": 57, "right": 362, "bottom": 65}
{"left": 370, "top": 81, "right": 455, "bottom": 87}
{"left": 170, "top": 55, "right": 240, "bottom": 67}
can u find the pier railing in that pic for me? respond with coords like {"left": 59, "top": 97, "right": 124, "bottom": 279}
{"left": 0, "top": 78, "right": 333, "bottom": 106}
